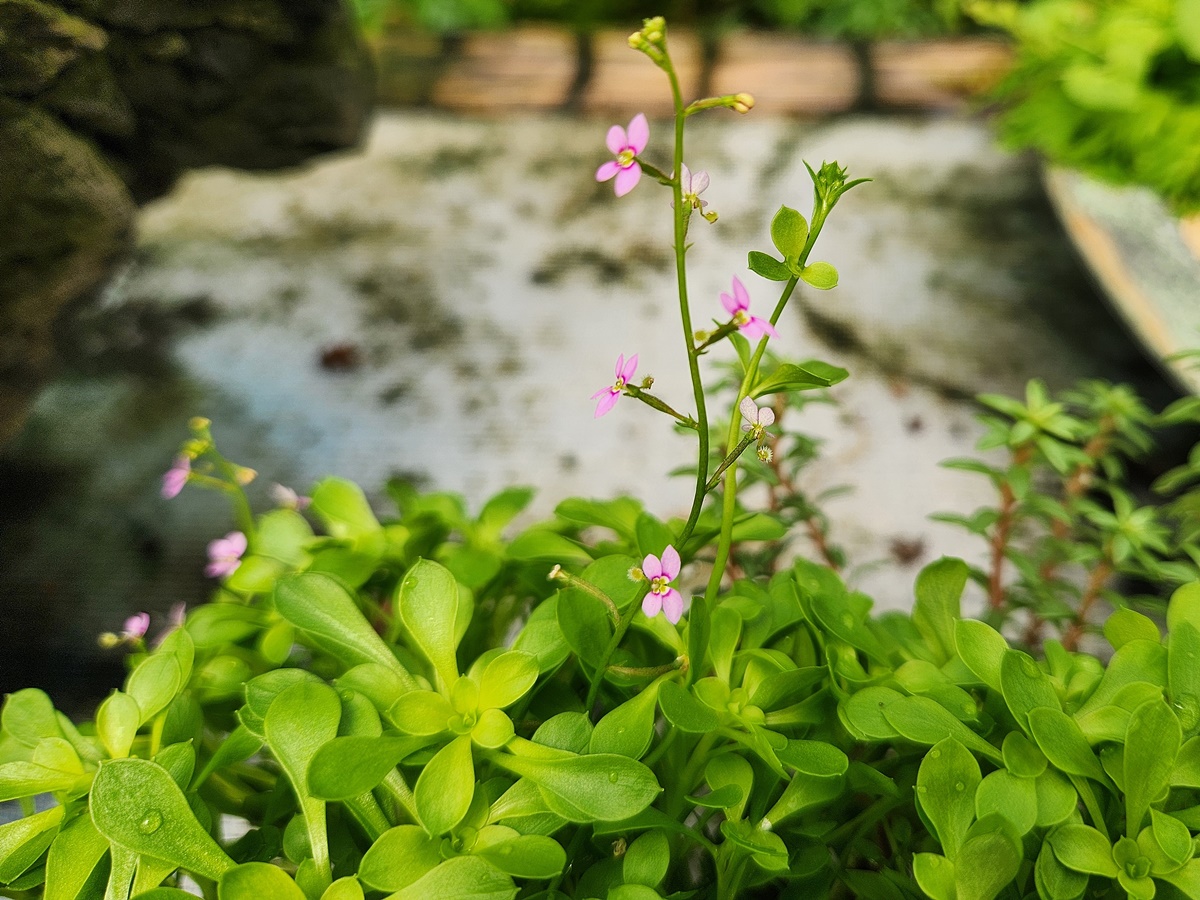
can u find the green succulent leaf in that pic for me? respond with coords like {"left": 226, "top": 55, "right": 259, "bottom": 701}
{"left": 916, "top": 738, "right": 980, "bottom": 860}
{"left": 770, "top": 205, "right": 810, "bottom": 258}
{"left": 90, "top": 758, "right": 235, "bottom": 880}
{"left": 747, "top": 250, "right": 792, "bottom": 282}
{"left": 218, "top": 862, "right": 307, "bottom": 900}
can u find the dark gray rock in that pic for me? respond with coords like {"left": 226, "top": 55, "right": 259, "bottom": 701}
{"left": 0, "top": 0, "right": 374, "bottom": 445}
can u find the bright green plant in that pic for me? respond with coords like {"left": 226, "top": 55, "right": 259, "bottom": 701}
{"left": 937, "top": 377, "right": 1200, "bottom": 649}
{"left": 6, "top": 16, "right": 1200, "bottom": 900}
{"left": 970, "top": 0, "right": 1200, "bottom": 212}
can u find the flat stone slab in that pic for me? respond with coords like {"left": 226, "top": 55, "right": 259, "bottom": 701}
{"left": 0, "top": 112, "right": 1169, "bottom": 707}
{"left": 1043, "top": 166, "right": 1200, "bottom": 396}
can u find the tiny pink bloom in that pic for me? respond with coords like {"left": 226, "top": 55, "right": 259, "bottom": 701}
{"left": 205, "top": 531, "right": 247, "bottom": 579}
{"left": 739, "top": 396, "right": 775, "bottom": 438}
{"left": 161, "top": 455, "right": 190, "bottom": 499}
{"left": 271, "top": 483, "right": 311, "bottom": 510}
{"left": 121, "top": 612, "right": 150, "bottom": 639}
{"left": 596, "top": 113, "right": 649, "bottom": 198}
{"left": 168, "top": 602, "right": 187, "bottom": 628}
{"left": 680, "top": 163, "right": 710, "bottom": 210}
{"left": 591, "top": 353, "right": 638, "bottom": 418}
{"left": 721, "top": 277, "right": 779, "bottom": 341}
{"left": 640, "top": 544, "right": 684, "bottom": 624}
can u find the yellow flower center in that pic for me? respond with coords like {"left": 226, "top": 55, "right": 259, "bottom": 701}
{"left": 651, "top": 576, "right": 670, "bottom": 594}
{"left": 617, "top": 149, "right": 636, "bottom": 168}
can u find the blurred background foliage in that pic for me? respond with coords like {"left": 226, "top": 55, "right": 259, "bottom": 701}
{"left": 350, "top": 0, "right": 972, "bottom": 38}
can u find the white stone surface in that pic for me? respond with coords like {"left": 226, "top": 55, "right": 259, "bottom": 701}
{"left": 0, "top": 112, "right": 1168, "bottom": 699}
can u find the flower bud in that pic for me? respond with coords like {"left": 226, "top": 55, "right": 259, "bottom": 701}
{"left": 703, "top": 209, "right": 719, "bottom": 224}
{"left": 234, "top": 466, "right": 257, "bottom": 486}
{"left": 640, "top": 376, "right": 654, "bottom": 389}
{"left": 98, "top": 632, "right": 120, "bottom": 649}
{"left": 732, "top": 93, "right": 755, "bottom": 114}
{"left": 628, "top": 566, "right": 645, "bottom": 582}
{"left": 189, "top": 416, "right": 211, "bottom": 432}
{"left": 548, "top": 564, "right": 564, "bottom": 581}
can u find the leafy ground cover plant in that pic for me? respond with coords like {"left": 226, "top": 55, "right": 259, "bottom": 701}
{"left": 936, "top": 377, "right": 1200, "bottom": 649}
{"left": 969, "top": 0, "right": 1200, "bottom": 213}
{"left": 5, "top": 16, "right": 1200, "bottom": 900}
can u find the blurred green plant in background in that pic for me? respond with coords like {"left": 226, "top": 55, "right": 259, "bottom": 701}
{"left": 969, "top": 0, "right": 1200, "bottom": 213}
{"left": 351, "top": 0, "right": 972, "bottom": 38}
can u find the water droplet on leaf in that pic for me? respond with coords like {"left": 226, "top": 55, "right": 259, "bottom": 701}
{"left": 139, "top": 810, "right": 163, "bottom": 834}
{"left": 608, "top": 772, "right": 619, "bottom": 783}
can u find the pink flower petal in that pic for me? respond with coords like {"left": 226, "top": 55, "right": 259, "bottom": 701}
{"left": 740, "top": 317, "right": 778, "bottom": 341}
{"left": 739, "top": 397, "right": 759, "bottom": 426}
{"left": 594, "top": 390, "right": 620, "bottom": 418}
{"left": 606, "top": 125, "right": 627, "bottom": 155}
{"left": 619, "top": 353, "right": 638, "bottom": 383}
{"left": 205, "top": 560, "right": 238, "bottom": 579}
{"left": 627, "top": 113, "right": 649, "bottom": 154}
{"left": 691, "top": 170, "right": 710, "bottom": 194}
{"left": 732, "top": 277, "right": 750, "bottom": 309}
{"left": 660, "top": 544, "right": 681, "bottom": 580}
{"left": 759, "top": 407, "right": 776, "bottom": 428}
{"left": 680, "top": 162, "right": 692, "bottom": 192}
{"left": 225, "top": 531, "right": 248, "bottom": 556}
{"left": 642, "top": 593, "right": 662, "bottom": 618}
{"left": 642, "top": 553, "right": 663, "bottom": 580}
{"left": 662, "top": 589, "right": 684, "bottom": 624}
{"left": 596, "top": 160, "right": 621, "bottom": 183}
{"left": 720, "top": 291, "right": 739, "bottom": 316}
{"left": 123, "top": 613, "right": 150, "bottom": 638}
{"left": 613, "top": 163, "right": 642, "bottom": 198}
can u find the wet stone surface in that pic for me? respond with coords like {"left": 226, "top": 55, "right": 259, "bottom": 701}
{"left": 0, "top": 112, "right": 1171, "bottom": 710}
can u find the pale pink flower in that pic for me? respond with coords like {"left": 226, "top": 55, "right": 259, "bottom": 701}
{"left": 596, "top": 114, "right": 649, "bottom": 198}
{"left": 739, "top": 396, "right": 775, "bottom": 440}
{"left": 592, "top": 354, "right": 638, "bottom": 418}
{"left": 680, "top": 163, "right": 710, "bottom": 211}
{"left": 271, "top": 483, "right": 311, "bottom": 510}
{"left": 121, "top": 613, "right": 150, "bottom": 640}
{"left": 641, "top": 545, "right": 684, "bottom": 624}
{"left": 161, "top": 455, "right": 190, "bottom": 499}
{"left": 205, "top": 531, "right": 247, "bottom": 579}
{"left": 721, "top": 277, "right": 779, "bottom": 341}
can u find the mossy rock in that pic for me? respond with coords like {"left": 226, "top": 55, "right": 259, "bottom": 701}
{"left": 0, "top": 100, "right": 135, "bottom": 446}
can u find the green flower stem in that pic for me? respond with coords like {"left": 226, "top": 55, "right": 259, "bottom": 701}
{"left": 660, "top": 53, "right": 711, "bottom": 551}
{"left": 606, "top": 656, "right": 687, "bottom": 678}
{"left": 585, "top": 584, "right": 649, "bottom": 716}
{"left": 549, "top": 566, "right": 620, "bottom": 625}
{"left": 1072, "top": 775, "right": 1110, "bottom": 840}
{"left": 625, "top": 385, "right": 699, "bottom": 429}
{"left": 664, "top": 731, "right": 719, "bottom": 819}
{"left": 694, "top": 320, "right": 741, "bottom": 353}
{"left": 695, "top": 189, "right": 839, "bottom": 675}
{"left": 379, "top": 769, "right": 419, "bottom": 823}
{"left": 638, "top": 158, "right": 672, "bottom": 184}
{"left": 209, "top": 453, "right": 258, "bottom": 540}
{"left": 705, "top": 433, "right": 757, "bottom": 493}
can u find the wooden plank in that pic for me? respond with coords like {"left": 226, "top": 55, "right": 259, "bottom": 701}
{"left": 711, "top": 31, "right": 860, "bottom": 115}
{"left": 871, "top": 39, "right": 1011, "bottom": 110}
{"left": 431, "top": 27, "right": 577, "bottom": 113}
{"left": 581, "top": 28, "right": 701, "bottom": 117}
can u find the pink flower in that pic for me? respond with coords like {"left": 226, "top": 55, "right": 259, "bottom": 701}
{"left": 721, "top": 277, "right": 779, "bottom": 341}
{"left": 168, "top": 602, "right": 187, "bottom": 628}
{"left": 739, "top": 397, "right": 775, "bottom": 439}
{"left": 271, "top": 483, "right": 311, "bottom": 510}
{"left": 205, "top": 531, "right": 247, "bottom": 579}
{"left": 596, "top": 114, "right": 649, "bottom": 198}
{"left": 592, "top": 354, "right": 638, "bottom": 418}
{"left": 161, "top": 455, "right": 190, "bottom": 499}
{"left": 121, "top": 613, "right": 150, "bottom": 640}
{"left": 641, "top": 545, "right": 684, "bottom": 624}
{"left": 680, "top": 163, "right": 710, "bottom": 211}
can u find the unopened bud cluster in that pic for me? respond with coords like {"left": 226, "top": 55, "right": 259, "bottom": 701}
{"left": 628, "top": 16, "right": 668, "bottom": 67}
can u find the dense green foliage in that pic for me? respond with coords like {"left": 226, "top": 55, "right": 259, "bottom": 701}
{"left": 971, "top": 0, "right": 1200, "bottom": 213}
{"left": 5, "top": 15, "right": 1200, "bottom": 900}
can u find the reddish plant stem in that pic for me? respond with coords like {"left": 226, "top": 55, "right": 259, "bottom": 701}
{"left": 1061, "top": 557, "right": 1114, "bottom": 652}
{"left": 1024, "top": 421, "right": 1114, "bottom": 645}
{"left": 988, "top": 445, "right": 1032, "bottom": 612}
